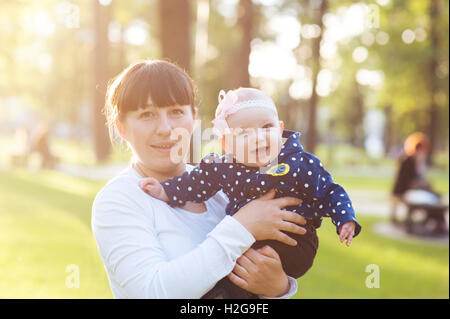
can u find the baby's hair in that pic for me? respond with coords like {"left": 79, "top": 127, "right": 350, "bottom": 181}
{"left": 215, "top": 87, "right": 276, "bottom": 118}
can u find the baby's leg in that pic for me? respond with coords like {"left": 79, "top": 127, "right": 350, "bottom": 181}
{"left": 252, "top": 220, "right": 319, "bottom": 279}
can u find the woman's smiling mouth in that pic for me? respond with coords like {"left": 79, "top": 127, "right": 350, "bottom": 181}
{"left": 150, "top": 142, "right": 177, "bottom": 153}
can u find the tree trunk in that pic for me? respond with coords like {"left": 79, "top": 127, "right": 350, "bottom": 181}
{"left": 383, "top": 104, "right": 393, "bottom": 156}
{"left": 227, "top": 0, "right": 253, "bottom": 88}
{"left": 159, "top": 0, "right": 191, "bottom": 72}
{"left": 306, "top": 0, "right": 328, "bottom": 153}
{"left": 194, "top": 0, "right": 210, "bottom": 71}
{"left": 350, "top": 79, "right": 365, "bottom": 149}
{"left": 427, "top": 0, "right": 440, "bottom": 165}
{"left": 93, "top": 0, "right": 111, "bottom": 162}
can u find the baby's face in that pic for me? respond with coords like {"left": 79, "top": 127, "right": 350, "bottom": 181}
{"left": 223, "top": 107, "right": 283, "bottom": 167}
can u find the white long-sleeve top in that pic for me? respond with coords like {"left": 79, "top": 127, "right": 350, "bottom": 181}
{"left": 91, "top": 165, "right": 298, "bottom": 299}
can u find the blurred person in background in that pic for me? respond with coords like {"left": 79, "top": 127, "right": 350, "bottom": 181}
{"left": 391, "top": 132, "right": 447, "bottom": 234}
{"left": 29, "top": 122, "right": 57, "bottom": 169}
{"left": 9, "top": 126, "right": 31, "bottom": 167}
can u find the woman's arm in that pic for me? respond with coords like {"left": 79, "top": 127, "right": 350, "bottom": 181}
{"left": 92, "top": 183, "right": 307, "bottom": 298}
{"left": 92, "top": 183, "right": 256, "bottom": 299}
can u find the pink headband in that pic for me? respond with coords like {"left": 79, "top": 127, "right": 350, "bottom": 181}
{"left": 211, "top": 90, "right": 278, "bottom": 137}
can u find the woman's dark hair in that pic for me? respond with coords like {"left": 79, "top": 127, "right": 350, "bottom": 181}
{"left": 104, "top": 60, "right": 196, "bottom": 143}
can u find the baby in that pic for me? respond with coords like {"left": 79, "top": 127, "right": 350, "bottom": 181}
{"left": 140, "top": 87, "right": 361, "bottom": 297}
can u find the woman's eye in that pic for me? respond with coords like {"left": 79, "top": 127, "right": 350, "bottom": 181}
{"left": 140, "top": 111, "right": 155, "bottom": 119}
{"left": 171, "top": 109, "right": 184, "bottom": 116}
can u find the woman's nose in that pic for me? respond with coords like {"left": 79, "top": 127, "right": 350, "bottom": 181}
{"left": 155, "top": 113, "right": 172, "bottom": 136}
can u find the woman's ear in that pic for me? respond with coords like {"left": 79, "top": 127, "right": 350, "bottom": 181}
{"left": 279, "top": 120, "right": 284, "bottom": 134}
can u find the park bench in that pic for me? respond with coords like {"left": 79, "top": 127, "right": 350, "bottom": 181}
{"left": 9, "top": 153, "right": 30, "bottom": 167}
{"left": 399, "top": 199, "right": 448, "bottom": 235}
{"left": 9, "top": 152, "right": 59, "bottom": 169}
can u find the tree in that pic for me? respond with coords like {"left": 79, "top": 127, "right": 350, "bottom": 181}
{"left": 159, "top": 0, "right": 191, "bottom": 72}
{"left": 93, "top": 0, "right": 111, "bottom": 162}
{"left": 373, "top": 0, "right": 449, "bottom": 161}
{"left": 227, "top": 0, "right": 253, "bottom": 88}
{"left": 306, "top": 0, "right": 328, "bottom": 153}
{"left": 427, "top": 0, "right": 441, "bottom": 162}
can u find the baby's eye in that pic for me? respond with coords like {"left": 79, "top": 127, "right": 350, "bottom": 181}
{"left": 240, "top": 128, "right": 255, "bottom": 136}
{"left": 262, "top": 123, "right": 274, "bottom": 129}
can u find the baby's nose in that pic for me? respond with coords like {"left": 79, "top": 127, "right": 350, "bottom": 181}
{"left": 255, "top": 132, "right": 268, "bottom": 145}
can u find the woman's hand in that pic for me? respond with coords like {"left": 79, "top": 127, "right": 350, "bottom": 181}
{"left": 228, "top": 245, "right": 290, "bottom": 297}
{"left": 232, "top": 189, "right": 306, "bottom": 246}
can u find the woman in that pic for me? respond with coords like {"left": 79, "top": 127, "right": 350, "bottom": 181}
{"left": 91, "top": 60, "right": 309, "bottom": 298}
{"left": 391, "top": 132, "right": 445, "bottom": 232}
{"left": 392, "top": 132, "right": 433, "bottom": 198}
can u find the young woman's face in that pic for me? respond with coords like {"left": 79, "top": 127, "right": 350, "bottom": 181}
{"left": 224, "top": 107, "right": 283, "bottom": 167}
{"left": 120, "top": 98, "right": 196, "bottom": 172}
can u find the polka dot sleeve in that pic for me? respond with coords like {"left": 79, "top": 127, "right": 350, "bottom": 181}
{"left": 161, "top": 153, "right": 224, "bottom": 208}
{"left": 295, "top": 152, "right": 362, "bottom": 237}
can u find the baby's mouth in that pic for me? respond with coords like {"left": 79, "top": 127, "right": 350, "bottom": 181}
{"left": 253, "top": 146, "right": 270, "bottom": 157}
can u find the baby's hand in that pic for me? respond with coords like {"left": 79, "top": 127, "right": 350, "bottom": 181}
{"left": 139, "top": 177, "right": 169, "bottom": 202}
{"left": 338, "top": 221, "right": 356, "bottom": 247}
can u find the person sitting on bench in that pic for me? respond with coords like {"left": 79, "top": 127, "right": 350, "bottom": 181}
{"left": 391, "top": 132, "right": 446, "bottom": 233}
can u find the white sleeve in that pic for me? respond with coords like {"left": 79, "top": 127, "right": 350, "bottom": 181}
{"left": 92, "top": 184, "right": 255, "bottom": 299}
{"left": 259, "top": 276, "right": 298, "bottom": 299}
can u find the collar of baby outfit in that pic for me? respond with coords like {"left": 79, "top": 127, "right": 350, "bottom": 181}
{"left": 278, "top": 130, "right": 304, "bottom": 160}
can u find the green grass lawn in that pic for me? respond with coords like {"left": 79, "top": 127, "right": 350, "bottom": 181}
{"left": 295, "top": 215, "right": 448, "bottom": 298}
{"left": 0, "top": 169, "right": 113, "bottom": 298}
{"left": 0, "top": 168, "right": 448, "bottom": 298}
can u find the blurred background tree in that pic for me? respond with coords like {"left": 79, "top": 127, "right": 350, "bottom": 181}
{"left": 0, "top": 0, "right": 448, "bottom": 165}
{"left": 0, "top": 0, "right": 448, "bottom": 300}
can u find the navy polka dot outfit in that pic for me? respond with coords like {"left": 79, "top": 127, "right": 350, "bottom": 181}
{"left": 162, "top": 130, "right": 361, "bottom": 237}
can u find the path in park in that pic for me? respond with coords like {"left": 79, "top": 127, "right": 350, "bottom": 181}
{"left": 56, "top": 162, "right": 449, "bottom": 220}
{"left": 56, "top": 162, "right": 449, "bottom": 245}
{"left": 56, "top": 163, "right": 397, "bottom": 218}
{"left": 56, "top": 162, "right": 129, "bottom": 181}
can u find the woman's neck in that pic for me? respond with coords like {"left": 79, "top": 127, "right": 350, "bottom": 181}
{"left": 133, "top": 160, "right": 186, "bottom": 182}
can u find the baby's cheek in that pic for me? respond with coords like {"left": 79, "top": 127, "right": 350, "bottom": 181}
{"left": 269, "top": 135, "right": 282, "bottom": 156}
{"left": 232, "top": 138, "right": 249, "bottom": 163}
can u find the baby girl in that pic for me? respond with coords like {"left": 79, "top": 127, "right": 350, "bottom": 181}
{"left": 140, "top": 87, "right": 361, "bottom": 296}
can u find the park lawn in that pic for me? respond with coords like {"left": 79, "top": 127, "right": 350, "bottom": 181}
{"left": 332, "top": 169, "right": 449, "bottom": 194}
{"left": 294, "top": 215, "right": 448, "bottom": 299}
{"left": 0, "top": 168, "right": 448, "bottom": 298}
{"left": 0, "top": 169, "right": 113, "bottom": 298}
